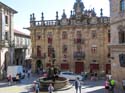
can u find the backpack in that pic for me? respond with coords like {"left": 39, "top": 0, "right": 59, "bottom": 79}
{"left": 110, "top": 79, "right": 115, "bottom": 86}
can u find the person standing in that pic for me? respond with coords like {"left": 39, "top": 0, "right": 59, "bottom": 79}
{"left": 74, "top": 77, "right": 81, "bottom": 93}
{"left": 48, "top": 83, "right": 54, "bottom": 93}
{"left": 109, "top": 79, "right": 115, "bottom": 93}
{"left": 35, "top": 82, "right": 40, "bottom": 93}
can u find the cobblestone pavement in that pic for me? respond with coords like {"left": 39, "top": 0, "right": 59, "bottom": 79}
{"left": 0, "top": 75, "right": 107, "bottom": 93}
{"left": 0, "top": 74, "right": 37, "bottom": 93}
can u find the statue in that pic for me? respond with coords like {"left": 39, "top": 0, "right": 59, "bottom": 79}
{"left": 73, "top": 0, "right": 85, "bottom": 14}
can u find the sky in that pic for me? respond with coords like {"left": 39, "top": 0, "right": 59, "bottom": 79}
{"left": 0, "top": 0, "right": 110, "bottom": 34}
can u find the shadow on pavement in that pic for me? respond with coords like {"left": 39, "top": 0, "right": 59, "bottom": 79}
{"left": 0, "top": 83, "right": 10, "bottom": 88}
{"left": 87, "top": 88, "right": 105, "bottom": 93}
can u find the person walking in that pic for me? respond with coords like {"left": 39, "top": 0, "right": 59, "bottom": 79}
{"left": 8, "top": 75, "right": 12, "bottom": 85}
{"left": 109, "top": 79, "right": 115, "bottom": 93}
{"left": 34, "top": 81, "right": 40, "bottom": 93}
{"left": 27, "top": 69, "right": 31, "bottom": 78}
{"left": 48, "top": 83, "right": 54, "bottom": 93}
{"left": 16, "top": 74, "right": 20, "bottom": 83}
{"left": 104, "top": 79, "right": 110, "bottom": 93}
{"left": 74, "top": 77, "right": 81, "bottom": 93}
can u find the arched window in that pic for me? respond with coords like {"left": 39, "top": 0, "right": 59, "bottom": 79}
{"left": 119, "top": 30, "right": 125, "bottom": 43}
{"left": 120, "top": 0, "right": 125, "bottom": 11}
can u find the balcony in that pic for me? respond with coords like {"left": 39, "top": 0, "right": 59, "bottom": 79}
{"left": 73, "top": 51, "right": 85, "bottom": 60}
{"left": 15, "top": 44, "right": 28, "bottom": 49}
{"left": 74, "top": 38, "right": 84, "bottom": 44}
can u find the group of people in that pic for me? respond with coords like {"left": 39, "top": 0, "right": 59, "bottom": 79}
{"left": 74, "top": 77, "right": 82, "bottom": 93}
{"left": 104, "top": 78, "right": 116, "bottom": 93}
{"left": 34, "top": 81, "right": 54, "bottom": 93}
{"left": 7, "top": 69, "right": 31, "bottom": 86}
{"left": 34, "top": 77, "right": 82, "bottom": 93}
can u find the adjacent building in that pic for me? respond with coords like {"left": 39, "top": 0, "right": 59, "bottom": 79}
{"left": 109, "top": 0, "right": 125, "bottom": 91}
{"left": 0, "top": 2, "right": 17, "bottom": 79}
{"left": 14, "top": 29, "right": 32, "bottom": 69}
{"left": 29, "top": 0, "right": 110, "bottom": 75}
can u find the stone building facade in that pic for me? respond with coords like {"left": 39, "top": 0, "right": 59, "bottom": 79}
{"left": 29, "top": 0, "right": 110, "bottom": 75}
{"left": 109, "top": 0, "right": 125, "bottom": 92}
{"left": 0, "top": 2, "right": 17, "bottom": 79}
{"left": 14, "top": 29, "right": 32, "bottom": 69}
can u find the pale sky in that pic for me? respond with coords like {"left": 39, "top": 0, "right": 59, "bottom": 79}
{"left": 1, "top": 0, "right": 110, "bottom": 34}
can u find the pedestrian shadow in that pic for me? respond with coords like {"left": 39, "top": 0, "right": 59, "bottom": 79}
{"left": 0, "top": 83, "right": 12, "bottom": 88}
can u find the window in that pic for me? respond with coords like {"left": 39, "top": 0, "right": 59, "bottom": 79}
{"left": 48, "top": 32, "right": 52, "bottom": 44}
{"left": 36, "top": 32, "right": 41, "bottom": 40}
{"left": 63, "top": 55, "right": 67, "bottom": 62}
{"left": 62, "top": 45, "right": 67, "bottom": 53}
{"left": 108, "top": 48, "right": 111, "bottom": 58}
{"left": 37, "top": 46, "right": 41, "bottom": 57}
{"left": 48, "top": 45, "right": 52, "bottom": 57}
{"left": 5, "top": 32, "right": 8, "bottom": 40}
{"left": 119, "top": 30, "right": 125, "bottom": 43}
{"left": 5, "top": 16, "right": 8, "bottom": 24}
{"left": 77, "top": 44, "right": 82, "bottom": 51}
{"left": 91, "top": 45, "right": 97, "bottom": 53}
{"left": 37, "top": 35, "right": 41, "bottom": 40}
{"left": 108, "top": 30, "right": 110, "bottom": 43}
{"left": 73, "top": 51, "right": 85, "bottom": 60}
{"left": 77, "top": 31, "right": 82, "bottom": 38}
{"left": 92, "top": 30, "right": 96, "bottom": 38}
{"left": 119, "top": 54, "right": 125, "bottom": 67}
{"left": 92, "top": 60, "right": 96, "bottom": 63}
{"left": 62, "top": 31, "right": 68, "bottom": 39}
{"left": 120, "top": 0, "right": 125, "bottom": 11}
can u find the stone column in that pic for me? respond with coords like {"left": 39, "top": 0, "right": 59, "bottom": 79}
{"left": 31, "top": 59, "right": 36, "bottom": 73}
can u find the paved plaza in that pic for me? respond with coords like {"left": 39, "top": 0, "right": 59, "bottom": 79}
{"left": 0, "top": 74, "right": 107, "bottom": 93}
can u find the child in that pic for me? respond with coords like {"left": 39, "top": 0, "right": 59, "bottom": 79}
{"left": 48, "top": 83, "right": 54, "bottom": 93}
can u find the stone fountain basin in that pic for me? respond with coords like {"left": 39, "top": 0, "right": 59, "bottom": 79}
{"left": 36, "top": 76, "right": 71, "bottom": 91}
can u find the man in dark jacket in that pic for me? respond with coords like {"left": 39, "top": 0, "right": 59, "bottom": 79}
{"left": 74, "top": 77, "right": 81, "bottom": 93}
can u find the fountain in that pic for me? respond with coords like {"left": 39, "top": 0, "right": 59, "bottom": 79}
{"left": 35, "top": 47, "right": 72, "bottom": 91}
{"left": 36, "top": 65, "right": 72, "bottom": 91}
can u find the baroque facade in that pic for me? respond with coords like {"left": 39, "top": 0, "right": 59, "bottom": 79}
{"left": 109, "top": 0, "right": 125, "bottom": 91}
{"left": 0, "top": 2, "right": 17, "bottom": 79}
{"left": 29, "top": 0, "right": 110, "bottom": 75}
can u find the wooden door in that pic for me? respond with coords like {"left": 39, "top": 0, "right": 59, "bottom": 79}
{"left": 75, "top": 62, "right": 84, "bottom": 74}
